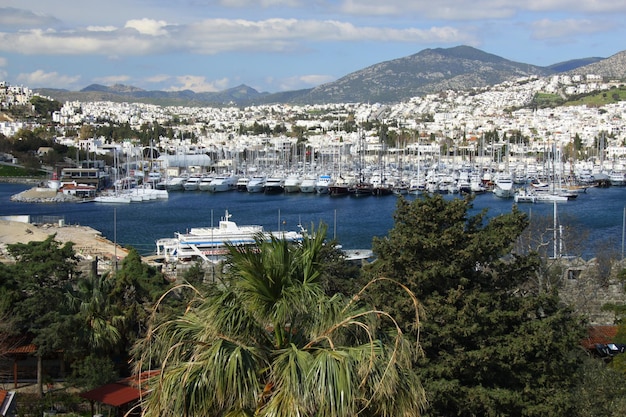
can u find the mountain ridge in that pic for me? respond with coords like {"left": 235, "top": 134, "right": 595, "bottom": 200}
{"left": 34, "top": 45, "right": 621, "bottom": 106}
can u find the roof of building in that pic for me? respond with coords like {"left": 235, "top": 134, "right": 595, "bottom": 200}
{"left": 581, "top": 325, "right": 618, "bottom": 350}
{"left": 79, "top": 370, "right": 159, "bottom": 408}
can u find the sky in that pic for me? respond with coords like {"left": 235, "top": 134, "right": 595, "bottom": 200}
{"left": 0, "top": 0, "right": 624, "bottom": 94}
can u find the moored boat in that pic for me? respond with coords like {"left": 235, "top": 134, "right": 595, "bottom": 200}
{"left": 246, "top": 175, "right": 266, "bottom": 193}
{"left": 263, "top": 177, "right": 285, "bottom": 194}
{"left": 155, "top": 210, "right": 304, "bottom": 263}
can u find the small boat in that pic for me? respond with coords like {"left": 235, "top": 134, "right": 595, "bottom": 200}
{"left": 94, "top": 190, "right": 132, "bottom": 204}
{"left": 514, "top": 188, "right": 537, "bottom": 204}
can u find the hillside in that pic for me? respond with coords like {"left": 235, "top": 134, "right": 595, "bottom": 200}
{"left": 34, "top": 45, "right": 623, "bottom": 106}
{"left": 565, "top": 50, "right": 626, "bottom": 80}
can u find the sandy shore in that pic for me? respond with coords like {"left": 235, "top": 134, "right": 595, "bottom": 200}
{"left": 0, "top": 219, "right": 128, "bottom": 263}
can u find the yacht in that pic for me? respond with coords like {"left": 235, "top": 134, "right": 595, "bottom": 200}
{"left": 155, "top": 210, "right": 304, "bottom": 263}
{"left": 236, "top": 176, "right": 250, "bottom": 192}
{"left": 165, "top": 173, "right": 189, "bottom": 191}
{"left": 283, "top": 174, "right": 302, "bottom": 193}
{"left": 246, "top": 175, "right": 266, "bottom": 193}
{"left": 315, "top": 174, "right": 333, "bottom": 194}
{"left": 183, "top": 175, "right": 203, "bottom": 191}
{"left": 198, "top": 175, "right": 215, "bottom": 191}
{"left": 207, "top": 174, "right": 239, "bottom": 192}
{"left": 263, "top": 176, "right": 285, "bottom": 194}
{"left": 299, "top": 175, "right": 317, "bottom": 193}
{"left": 493, "top": 174, "right": 514, "bottom": 198}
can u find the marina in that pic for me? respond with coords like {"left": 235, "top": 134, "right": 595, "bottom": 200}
{"left": 2, "top": 182, "right": 626, "bottom": 262}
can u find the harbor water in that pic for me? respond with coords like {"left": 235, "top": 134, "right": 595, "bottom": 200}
{"left": 1, "top": 183, "right": 626, "bottom": 259}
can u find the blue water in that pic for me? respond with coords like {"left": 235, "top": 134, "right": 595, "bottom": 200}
{"left": 1, "top": 183, "right": 625, "bottom": 258}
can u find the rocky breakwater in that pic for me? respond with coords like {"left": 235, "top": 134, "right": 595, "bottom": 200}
{"left": 10, "top": 187, "right": 82, "bottom": 203}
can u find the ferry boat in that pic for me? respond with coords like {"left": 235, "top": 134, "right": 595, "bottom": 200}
{"left": 155, "top": 210, "right": 304, "bottom": 263}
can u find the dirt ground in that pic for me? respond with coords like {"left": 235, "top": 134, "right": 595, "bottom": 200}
{"left": 0, "top": 219, "right": 128, "bottom": 263}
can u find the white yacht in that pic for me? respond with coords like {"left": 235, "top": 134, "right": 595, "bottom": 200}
{"left": 208, "top": 174, "right": 239, "bottom": 192}
{"left": 246, "top": 175, "right": 266, "bottom": 193}
{"left": 197, "top": 175, "right": 215, "bottom": 191}
{"left": 155, "top": 210, "right": 304, "bottom": 263}
{"left": 263, "top": 176, "right": 285, "bottom": 194}
{"left": 236, "top": 176, "right": 250, "bottom": 191}
{"left": 183, "top": 175, "right": 202, "bottom": 191}
{"left": 493, "top": 174, "right": 514, "bottom": 198}
{"left": 315, "top": 174, "right": 333, "bottom": 194}
{"left": 283, "top": 174, "right": 302, "bottom": 193}
{"left": 299, "top": 175, "right": 317, "bottom": 193}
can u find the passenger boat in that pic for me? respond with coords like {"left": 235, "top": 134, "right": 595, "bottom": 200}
{"left": 155, "top": 210, "right": 304, "bottom": 263}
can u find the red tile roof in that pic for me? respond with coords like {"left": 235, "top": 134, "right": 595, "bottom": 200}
{"left": 581, "top": 325, "right": 618, "bottom": 350}
{"left": 5, "top": 344, "right": 37, "bottom": 354}
{"left": 79, "top": 370, "right": 159, "bottom": 407}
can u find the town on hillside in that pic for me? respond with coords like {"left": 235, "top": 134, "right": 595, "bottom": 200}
{"left": 1, "top": 73, "right": 625, "bottom": 200}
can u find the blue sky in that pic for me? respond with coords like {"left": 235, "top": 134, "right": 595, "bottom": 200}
{"left": 0, "top": 0, "right": 624, "bottom": 94}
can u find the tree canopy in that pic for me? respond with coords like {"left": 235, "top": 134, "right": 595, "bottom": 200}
{"left": 134, "top": 226, "right": 426, "bottom": 417}
{"left": 361, "top": 194, "right": 586, "bottom": 417}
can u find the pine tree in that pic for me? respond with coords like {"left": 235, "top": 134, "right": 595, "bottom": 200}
{"left": 363, "top": 195, "right": 586, "bottom": 417}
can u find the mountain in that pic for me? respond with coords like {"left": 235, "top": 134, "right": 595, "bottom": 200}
{"left": 34, "top": 45, "right": 621, "bottom": 106}
{"left": 565, "top": 50, "right": 626, "bottom": 80}
{"left": 291, "top": 46, "right": 553, "bottom": 104}
{"left": 547, "top": 57, "right": 604, "bottom": 73}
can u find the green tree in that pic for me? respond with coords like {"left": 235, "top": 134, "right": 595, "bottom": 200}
{"left": 362, "top": 195, "right": 586, "bottom": 417}
{"left": 30, "top": 96, "right": 62, "bottom": 119}
{"left": 110, "top": 248, "right": 170, "bottom": 363}
{"left": 134, "top": 226, "right": 426, "bottom": 416}
{"left": 67, "top": 272, "right": 124, "bottom": 354}
{"left": 65, "top": 272, "right": 126, "bottom": 388}
{"left": 6, "top": 236, "right": 79, "bottom": 397}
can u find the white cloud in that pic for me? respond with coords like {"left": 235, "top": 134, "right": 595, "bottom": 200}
{"left": 86, "top": 26, "right": 118, "bottom": 32}
{"left": 339, "top": 0, "right": 626, "bottom": 19}
{"left": 124, "top": 19, "right": 170, "bottom": 36}
{"left": 146, "top": 74, "right": 172, "bottom": 84}
{"left": 15, "top": 69, "right": 80, "bottom": 89}
{"left": 0, "top": 57, "right": 7, "bottom": 67}
{"left": 529, "top": 18, "right": 609, "bottom": 40}
{"left": 167, "top": 75, "right": 230, "bottom": 92}
{"left": 0, "top": 18, "right": 474, "bottom": 56}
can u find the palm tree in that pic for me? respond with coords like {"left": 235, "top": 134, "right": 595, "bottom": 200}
{"left": 67, "top": 272, "right": 124, "bottom": 354}
{"left": 134, "top": 225, "right": 426, "bottom": 417}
